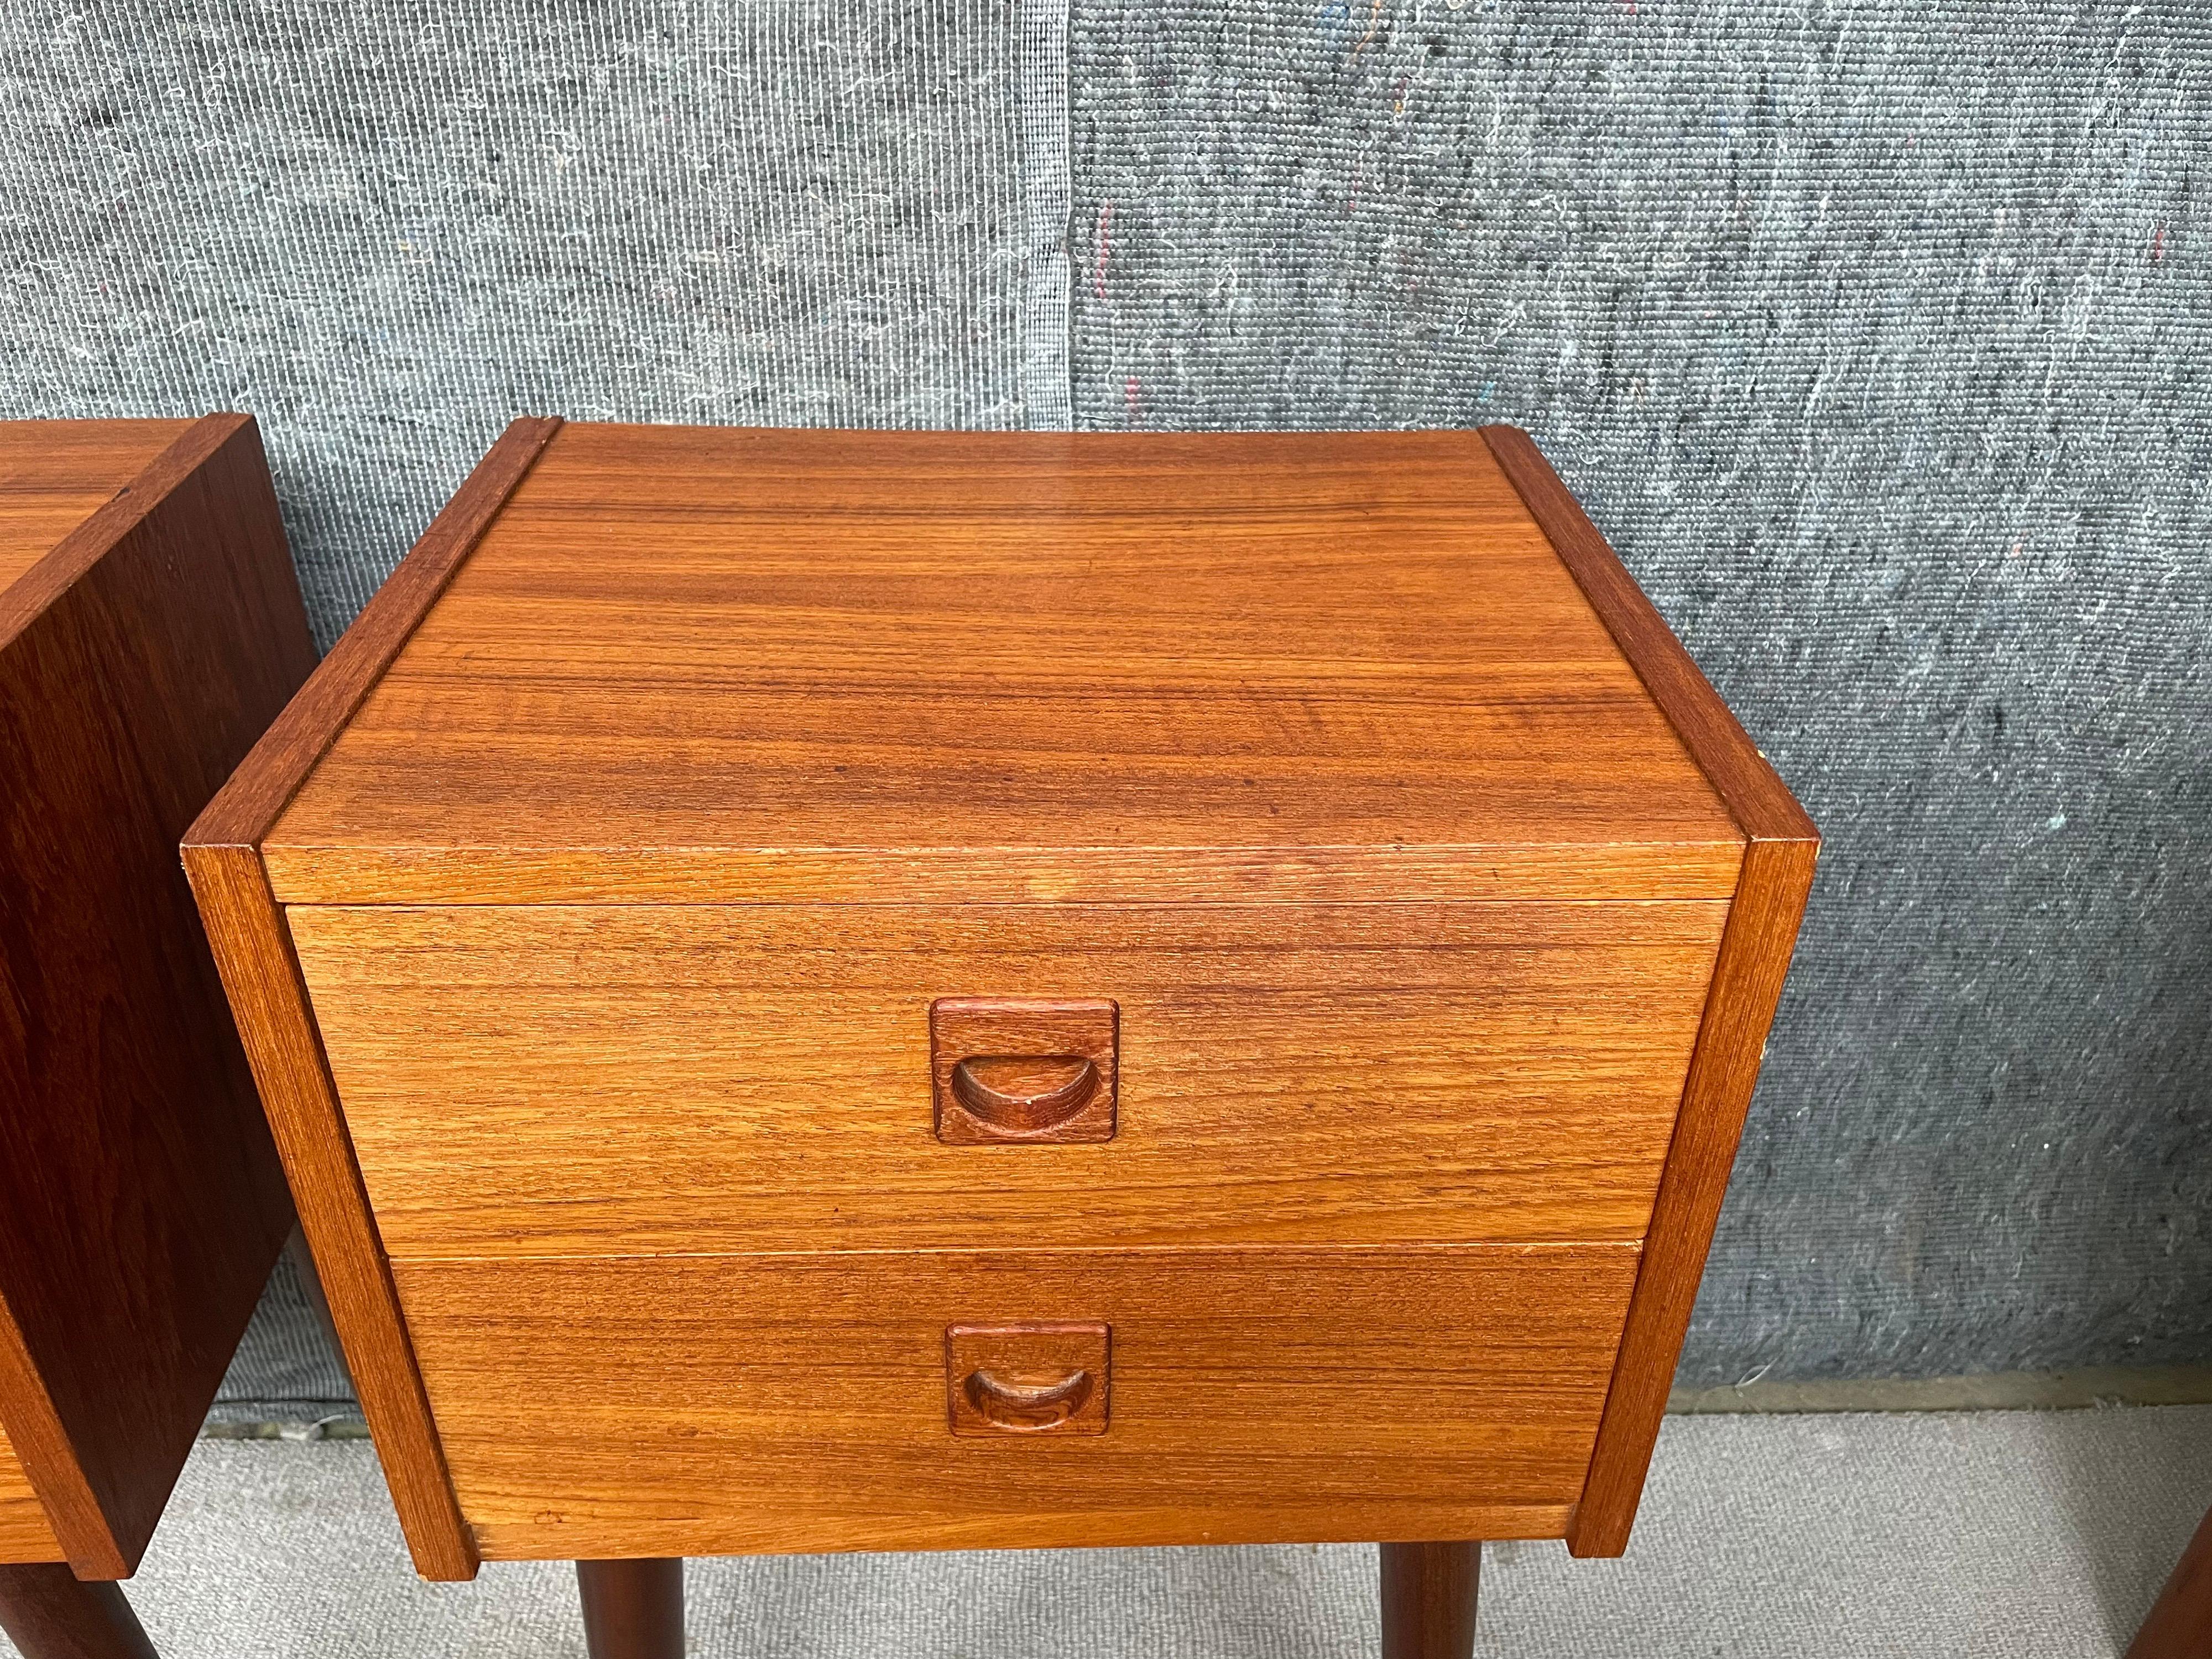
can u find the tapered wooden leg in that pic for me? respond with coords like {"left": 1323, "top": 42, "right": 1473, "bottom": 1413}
{"left": 577, "top": 1558, "right": 685, "bottom": 1659}
{"left": 2130, "top": 1505, "right": 2212, "bottom": 1658}
{"left": 0, "top": 1564, "right": 158, "bottom": 1659}
{"left": 1380, "top": 1541, "right": 1480, "bottom": 1659}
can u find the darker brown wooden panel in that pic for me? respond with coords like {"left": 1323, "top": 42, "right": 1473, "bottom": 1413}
{"left": 0, "top": 415, "right": 312, "bottom": 1575}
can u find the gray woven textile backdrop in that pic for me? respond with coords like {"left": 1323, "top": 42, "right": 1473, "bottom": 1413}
{"left": 0, "top": 0, "right": 1058, "bottom": 649}
{"left": 1071, "top": 3, "right": 2212, "bottom": 1384}
{"left": 1, "top": 1, "right": 2207, "bottom": 1411}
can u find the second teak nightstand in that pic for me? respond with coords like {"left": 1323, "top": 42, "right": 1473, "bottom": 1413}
{"left": 0, "top": 417, "right": 315, "bottom": 1659}
{"left": 187, "top": 422, "right": 1816, "bottom": 1658}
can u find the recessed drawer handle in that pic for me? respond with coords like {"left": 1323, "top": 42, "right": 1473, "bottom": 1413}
{"left": 947, "top": 1320, "right": 1109, "bottom": 1436}
{"left": 932, "top": 999, "right": 1118, "bottom": 1145}
{"left": 961, "top": 1365, "right": 1097, "bottom": 1432}
{"left": 950, "top": 1055, "right": 1099, "bottom": 1133}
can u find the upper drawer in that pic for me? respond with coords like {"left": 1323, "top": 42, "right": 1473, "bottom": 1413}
{"left": 290, "top": 900, "right": 1725, "bottom": 1258}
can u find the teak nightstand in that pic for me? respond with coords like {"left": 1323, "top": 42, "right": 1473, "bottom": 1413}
{"left": 186, "top": 422, "right": 1817, "bottom": 1657}
{"left": 0, "top": 418, "right": 315, "bottom": 1658}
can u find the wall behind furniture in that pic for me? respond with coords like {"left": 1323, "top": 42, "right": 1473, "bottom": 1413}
{"left": 1065, "top": 0, "right": 2212, "bottom": 1387}
{"left": 0, "top": 0, "right": 1053, "bottom": 648}
{"left": 2, "top": 1, "right": 2204, "bottom": 1408}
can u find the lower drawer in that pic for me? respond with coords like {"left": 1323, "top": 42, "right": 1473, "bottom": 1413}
{"left": 0, "top": 1418, "right": 61, "bottom": 1562}
{"left": 392, "top": 1244, "right": 1639, "bottom": 1561}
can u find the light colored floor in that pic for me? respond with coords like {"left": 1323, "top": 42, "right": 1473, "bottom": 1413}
{"left": 13, "top": 1406, "right": 2209, "bottom": 1657}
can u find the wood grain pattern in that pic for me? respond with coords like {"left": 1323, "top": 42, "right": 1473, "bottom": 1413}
{"left": 263, "top": 425, "right": 1744, "bottom": 907}
{"left": 194, "top": 423, "right": 1816, "bottom": 1574}
{"left": 184, "top": 417, "right": 564, "bottom": 850}
{"left": 1565, "top": 838, "right": 1815, "bottom": 1559}
{"left": 0, "top": 420, "right": 189, "bottom": 600}
{"left": 1478, "top": 429, "right": 1817, "bottom": 850}
{"left": 0, "top": 1307, "right": 81, "bottom": 1569}
{"left": 0, "top": 1420, "right": 60, "bottom": 1563}
{"left": 1479, "top": 429, "right": 1822, "bottom": 1559}
{"left": 1380, "top": 1541, "right": 1481, "bottom": 1659}
{"left": 179, "top": 859, "right": 477, "bottom": 1583}
{"left": 391, "top": 1245, "right": 1636, "bottom": 1562}
{"left": 181, "top": 416, "right": 562, "bottom": 1584}
{"left": 287, "top": 902, "right": 1726, "bottom": 1257}
{"left": 0, "top": 415, "right": 311, "bottom": 1575}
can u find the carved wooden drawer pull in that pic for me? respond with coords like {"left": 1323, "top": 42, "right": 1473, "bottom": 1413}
{"left": 947, "top": 1322, "right": 1110, "bottom": 1436}
{"left": 961, "top": 1366, "right": 1097, "bottom": 1431}
{"left": 950, "top": 1055, "right": 1100, "bottom": 1134}
{"left": 931, "top": 998, "right": 1118, "bottom": 1144}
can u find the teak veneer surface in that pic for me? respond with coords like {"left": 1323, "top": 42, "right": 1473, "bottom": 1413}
{"left": 0, "top": 421, "right": 190, "bottom": 599}
{"left": 290, "top": 901, "right": 1725, "bottom": 1256}
{"left": 1480, "top": 431, "right": 1821, "bottom": 1556}
{"left": 0, "top": 1425, "right": 58, "bottom": 1561}
{"left": 183, "top": 418, "right": 564, "bottom": 1582}
{"left": 263, "top": 425, "right": 1743, "bottom": 906}
{"left": 189, "top": 421, "right": 1819, "bottom": 1578}
{"left": 392, "top": 1244, "right": 1635, "bottom": 1561}
{"left": 0, "top": 416, "right": 311, "bottom": 1577}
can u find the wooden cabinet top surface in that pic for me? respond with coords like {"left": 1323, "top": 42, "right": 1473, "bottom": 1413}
{"left": 259, "top": 424, "right": 1754, "bottom": 906}
{"left": 0, "top": 420, "right": 194, "bottom": 604}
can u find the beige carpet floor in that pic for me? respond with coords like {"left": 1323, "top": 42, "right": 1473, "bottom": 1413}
{"left": 11, "top": 1405, "right": 2209, "bottom": 1657}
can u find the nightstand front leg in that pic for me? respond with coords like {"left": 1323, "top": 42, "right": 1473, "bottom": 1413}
{"left": 0, "top": 1564, "right": 158, "bottom": 1659}
{"left": 577, "top": 1558, "right": 685, "bottom": 1659}
{"left": 1379, "top": 1541, "right": 1481, "bottom": 1659}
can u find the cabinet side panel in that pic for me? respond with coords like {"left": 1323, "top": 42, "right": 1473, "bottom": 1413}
{"left": 180, "top": 416, "right": 562, "bottom": 1586}
{"left": 1568, "top": 837, "right": 1819, "bottom": 1554}
{"left": 0, "top": 417, "right": 312, "bottom": 1575}
{"left": 180, "top": 850, "right": 479, "bottom": 1583}
{"left": 1477, "top": 427, "right": 1821, "bottom": 1556}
